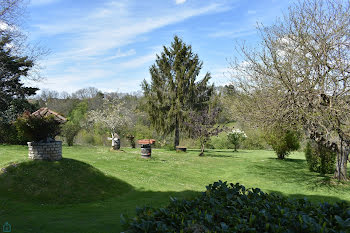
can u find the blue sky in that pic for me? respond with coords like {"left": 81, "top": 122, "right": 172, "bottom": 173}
{"left": 26, "top": 0, "right": 293, "bottom": 94}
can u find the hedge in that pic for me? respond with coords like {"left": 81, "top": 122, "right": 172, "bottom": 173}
{"left": 122, "top": 181, "right": 350, "bottom": 233}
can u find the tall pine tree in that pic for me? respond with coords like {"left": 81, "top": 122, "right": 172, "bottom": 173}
{"left": 0, "top": 35, "right": 39, "bottom": 144}
{"left": 0, "top": 35, "right": 37, "bottom": 119}
{"left": 142, "top": 36, "right": 214, "bottom": 148}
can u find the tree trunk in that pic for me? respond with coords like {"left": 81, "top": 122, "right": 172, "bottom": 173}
{"left": 305, "top": 128, "right": 348, "bottom": 180}
{"left": 174, "top": 116, "right": 179, "bottom": 149}
{"left": 334, "top": 143, "right": 348, "bottom": 181}
{"left": 199, "top": 143, "right": 205, "bottom": 156}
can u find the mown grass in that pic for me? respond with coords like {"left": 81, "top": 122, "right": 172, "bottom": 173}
{"left": 0, "top": 144, "right": 349, "bottom": 232}
{"left": 0, "top": 158, "right": 132, "bottom": 204}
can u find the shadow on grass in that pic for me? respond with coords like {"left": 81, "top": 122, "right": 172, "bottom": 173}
{"left": 253, "top": 157, "right": 334, "bottom": 189}
{"left": 0, "top": 158, "right": 200, "bottom": 206}
{"left": 0, "top": 187, "right": 200, "bottom": 233}
{"left": 267, "top": 189, "right": 349, "bottom": 204}
{"left": 0, "top": 157, "right": 200, "bottom": 228}
{"left": 212, "top": 150, "right": 250, "bottom": 153}
{"left": 267, "top": 157, "right": 305, "bottom": 163}
{"left": 0, "top": 158, "right": 133, "bottom": 204}
{"left": 185, "top": 149, "right": 243, "bottom": 158}
{"left": 203, "top": 153, "right": 238, "bottom": 158}
{"left": 187, "top": 149, "right": 250, "bottom": 153}
{"left": 253, "top": 157, "right": 350, "bottom": 194}
{"left": 1, "top": 157, "right": 349, "bottom": 233}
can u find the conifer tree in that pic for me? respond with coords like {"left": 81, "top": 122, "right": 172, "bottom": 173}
{"left": 142, "top": 36, "right": 214, "bottom": 148}
{"left": 0, "top": 35, "right": 37, "bottom": 122}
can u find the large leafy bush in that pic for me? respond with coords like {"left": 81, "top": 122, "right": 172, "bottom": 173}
{"left": 15, "top": 112, "right": 61, "bottom": 142}
{"left": 122, "top": 181, "right": 350, "bottom": 233}
{"left": 61, "top": 122, "right": 80, "bottom": 146}
{"left": 61, "top": 101, "right": 87, "bottom": 146}
{"left": 305, "top": 141, "right": 336, "bottom": 174}
{"left": 265, "top": 128, "right": 301, "bottom": 159}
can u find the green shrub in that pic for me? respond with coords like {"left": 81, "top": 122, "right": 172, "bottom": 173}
{"left": 210, "top": 132, "right": 234, "bottom": 149}
{"left": 61, "top": 122, "right": 81, "bottom": 146}
{"left": 134, "top": 124, "right": 154, "bottom": 140}
{"left": 122, "top": 181, "right": 350, "bottom": 233}
{"left": 210, "top": 129, "right": 269, "bottom": 150}
{"left": 0, "top": 122, "right": 27, "bottom": 144}
{"left": 92, "top": 133, "right": 107, "bottom": 146}
{"left": 161, "top": 143, "right": 176, "bottom": 151}
{"left": 176, "top": 137, "right": 200, "bottom": 149}
{"left": 241, "top": 129, "right": 269, "bottom": 150}
{"left": 265, "top": 128, "right": 300, "bottom": 159}
{"left": 305, "top": 141, "right": 319, "bottom": 172}
{"left": 79, "top": 130, "right": 95, "bottom": 145}
{"left": 305, "top": 141, "right": 336, "bottom": 174}
{"left": 14, "top": 112, "right": 61, "bottom": 142}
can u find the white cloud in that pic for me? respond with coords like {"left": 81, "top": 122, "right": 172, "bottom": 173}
{"left": 103, "top": 49, "right": 136, "bottom": 61}
{"left": 115, "top": 45, "right": 163, "bottom": 70}
{"left": 175, "top": 0, "right": 187, "bottom": 4}
{"left": 210, "top": 67, "right": 231, "bottom": 86}
{"left": 0, "top": 20, "right": 19, "bottom": 32}
{"left": 29, "top": 68, "right": 116, "bottom": 93}
{"left": 0, "top": 21, "right": 9, "bottom": 30}
{"left": 92, "top": 76, "right": 147, "bottom": 93}
{"left": 247, "top": 10, "right": 256, "bottom": 15}
{"left": 30, "top": 0, "right": 232, "bottom": 93}
{"left": 209, "top": 29, "right": 256, "bottom": 38}
{"left": 34, "top": 1, "right": 228, "bottom": 63}
{"left": 118, "top": 52, "right": 157, "bottom": 69}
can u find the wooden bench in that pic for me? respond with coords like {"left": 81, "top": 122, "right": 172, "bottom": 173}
{"left": 176, "top": 146, "right": 187, "bottom": 152}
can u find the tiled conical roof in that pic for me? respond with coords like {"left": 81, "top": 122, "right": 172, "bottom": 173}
{"left": 31, "top": 107, "right": 67, "bottom": 123}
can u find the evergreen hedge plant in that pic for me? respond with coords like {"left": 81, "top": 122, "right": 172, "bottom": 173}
{"left": 122, "top": 181, "right": 350, "bottom": 233}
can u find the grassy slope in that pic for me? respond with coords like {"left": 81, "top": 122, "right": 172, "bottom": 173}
{"left": 0, "top": 145, "right": 349, "bottom": 233}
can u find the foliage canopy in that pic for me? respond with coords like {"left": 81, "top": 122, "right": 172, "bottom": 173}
{"left": 0, "top": 36, "right": 38, "bottom": 122}
{"left": 231, "top": 0, "right": 350, "bottom": 180}
{"left": 142, "top": 36, "right": 214, "bottom": 148}
{"left": 15, "top": 112, "right": 61, "bottom": 142}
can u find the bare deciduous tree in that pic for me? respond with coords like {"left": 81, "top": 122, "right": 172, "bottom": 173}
{"left": 0, "top": 0, "right": 25, "bottom": 33}
{"left": 185, "top": 107, "right": 225, "bottom": 156}
{"left": 72, "top": 87, "right": 100, "bottom": 100}
{"left": 231, "top": 0, "right": 350, "bottom": 180}
{"left": 0, "top": 0, "right": 47, "bottom": 82}
{"left": 88, "top": 98, "right": 133, "bottom": 149}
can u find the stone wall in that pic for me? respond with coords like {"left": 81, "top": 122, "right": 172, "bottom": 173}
{"left": 27, "top": 141, "right": 62, "bottom": 161}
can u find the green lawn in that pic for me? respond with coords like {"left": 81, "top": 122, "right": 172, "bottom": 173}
{"left": 0, "top": 145, "right": 349, "bottom": 233}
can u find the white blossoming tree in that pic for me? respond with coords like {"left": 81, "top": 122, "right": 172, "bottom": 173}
{"left": 88, "top": 98, "right": 133, "bottom": 150}
{"left": 227, "top": 129, "right": 247, "bottom": 152}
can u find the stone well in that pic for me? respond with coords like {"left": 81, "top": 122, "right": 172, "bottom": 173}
{"left": 27, "top": 141, "right": 62, "bottom": 161}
